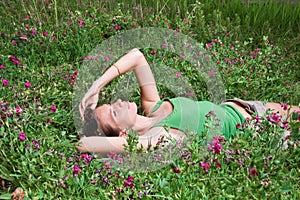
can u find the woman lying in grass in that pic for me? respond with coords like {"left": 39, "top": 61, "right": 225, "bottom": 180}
{"left": 76, "top": 48, "right": 300, "bottom": 153}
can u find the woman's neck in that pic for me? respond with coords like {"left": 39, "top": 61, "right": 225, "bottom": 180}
{"left": 131, "top": 115, "right": 158, "bottom": 135}
{"left": 132, "top": 101, "right": 173, "bottom": 135}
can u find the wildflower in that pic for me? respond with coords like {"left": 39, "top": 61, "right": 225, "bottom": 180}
{"left": 50, "top": 105, "right": 57, "bottom": 113}
{"left": 281, "top": 121, "right": 289, "bottom": 129}
{"left": 162, "top": 43, "right": 168, "bottom": 49}
{"left": 248, "top": 167, "right": 258, "bottom": 180}
{"left": 46, "top": 118, "right": 53, "bottom": 123}
{"left": 0, "top": 65, "right": 5, "bottom": 69}
{"left": 43, "top": 31, "right": 48, "bottom": 37}
{"left": 72, "top": 165, "right": 82, "bottom": 177}
{"left": 124, "top": 176, "right": 134, "bottom": 189}
{"left": 236, "top": 123, "right": 241, "bottom": 129}
{"left": 114, "top": 25, "right": 121, "bottom": 30}
{"left": 15, "top": 106, "right": 22, "bottom": 116}
{"left": 138, "top": 192, "right": 142, "bottom": 197}
{"left": 53, "top": 36, "right": 57, "bottom": 41}
{"left": 206, "top": 43, "right": 212, "bottom": 50}
{"left": 173, "top": 167, "right": 181, "bottom": 173}
{"left": 32, "top": 140, "right": 41, "bottom": 149}
{"left": 180, "top": 55, "right": 185, "bottom": 60}
{"left": 200, "top": 162, "right": 211, "bottom": 173}
{"left": 81, "top": 153, "right": 93, "bottom": 164}
{"left": 66, "top": 157, "right": 73, "bottom": 163}
{"left": 78, "top": 19, "right": 85, "bottom": 27}
{"left": 266, "top": 112, "right": 282, "bottom": 124}
{"left": 212, "top": 39, "right": 218, "bottom": 43}
{"left": 224, "top": 58, "right": 230, "bottom": 63}
{"left": 91, "top": 180, "right": 97, "bottom": 184}
{"left": 18, "top": 132, "right": 26, "bottom": 141}
{"left": 2, "top": 79, "right": 9, "bottom": 86}
{"left": 175, "top": 72, "right": 182, "bottom": 77}
{"left": 208, "top": 71, "right": 215, "bottom": 77}
{"left": 280, "top": 103, "right": 289, "bottom": 111}
{"left": 150, "top": 50, "right": 157, "bottom": 55}
{"left": 31, "top": 29, "right": 38, "bottom": 36}
{"left": 25, "top": 82, "right": 31, "bottom": 89}
{"left": 60, "top": 179, "right": 66, "bottom": 188}
{"left": 20, "top": 35, "right": 27, "bottom": 40}
{"left": 11, "top": 40, "right": 17, "bottom": 45}
{"left": 265, "top": 38, "right": 270, "bottom": 43}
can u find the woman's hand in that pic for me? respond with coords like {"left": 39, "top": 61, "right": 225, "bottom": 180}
{"left": 79, "top": 83, "right": 100, "bottom": 119}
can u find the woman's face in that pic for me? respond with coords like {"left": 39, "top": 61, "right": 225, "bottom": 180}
{"left": 95, "top": 99, "right": 138, "bottom": 134}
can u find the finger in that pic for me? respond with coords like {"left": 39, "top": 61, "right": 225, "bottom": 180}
{"left": 79, "top": 103, "right": 85, "bottom": 120}
{"left": 90, "top": 103, "right": 96, "bottom": 110}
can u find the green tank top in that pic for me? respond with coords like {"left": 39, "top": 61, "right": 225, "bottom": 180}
{"left": 152, "top": 97, "right": 245, "bottom": 138}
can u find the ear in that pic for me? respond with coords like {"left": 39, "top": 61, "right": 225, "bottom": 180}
{"left": 119, "top": 130, "right": 128, "bottom": 137}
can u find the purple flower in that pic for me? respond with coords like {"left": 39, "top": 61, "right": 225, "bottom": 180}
{"left": 73, "top": 165, "right": 82, "bottom": 177}
{"left": 173, "top": 167, "right": 181, "bottom": 173}
{"left": 2, "top": 79, "right": 9, "bottom": 86}
{"left": 0, "top": 65, "right": 5, "bottom": 69}
{"left": 200, "top": 162, "right": 211, "bottom": 173}
{"left": 25, "top": 82, "right": 31, "bottom": 88}
{"left": 50, "top": 105, "right": 57, "bottom": 113}
{"left": 11, "top": 40, "right": 17, "bottom": 45}
{"left": 31, "top": 29, "right": 38, "bottom": 36}
{"left": 175, "top": 72, "right": 182, "bottom": 77}
{"left": 32, "top": 140, "right": 41, "bottom": 149}
{"left": 43, "top": 31, "right": 48, "bottom": 37}
{"left": 19, "top": 132, "right": 26, "bottom": 141}
{"left": 162, "top": 43, "right": 168, "bottom": 49}
{"left": 280, "top": 103, "right": 289, "bottom": 111}
{"left": 138, "top": 192, "right": 142, "bottom": 197}
{"left": 151, "top": 50, "right": 157, "bottom": 55}
{"left": 208, "top": 71, "right": 216, "bottom": 77}
{"left": 114, "top": 25, "right": 121, "bottom": 30}
{"left": 81, "top": 153, "right": 93, "bottom": 164}
{"left": 248, "top": 167, "right": 258, "bottom": 180}
{"left": 124, "top": 176, "right": 135, "bottom": 189}
{"left": 78, "top": 19, "right": 85, "bottom": 27}
{"left": 206, "top": 43, "right": 212, "bottom": 49}
{"left": 266, "top": 112, "right": 282, "bottom": 124}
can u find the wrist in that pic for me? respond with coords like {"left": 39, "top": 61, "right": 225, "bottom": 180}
{"left": 93, "top": 78, "right": 103, "bottom": 93}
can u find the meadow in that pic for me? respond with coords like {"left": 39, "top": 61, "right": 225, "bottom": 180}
{"left": 0, "top": 0, "right": 300, "bottom": 199}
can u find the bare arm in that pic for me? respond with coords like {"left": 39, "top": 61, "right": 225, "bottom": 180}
{"left": 79, "top": 48, "right": 160, "bottom": 118}
{"left": 76, "top": 127, "right": 169, "bottom": 153}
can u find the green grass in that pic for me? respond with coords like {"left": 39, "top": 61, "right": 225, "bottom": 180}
{"left": 0, "top": 0, "right": 299, "bottom": 199}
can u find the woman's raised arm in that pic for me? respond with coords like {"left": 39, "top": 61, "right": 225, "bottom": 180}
{"left": 79, "top": 48, "right": 160, "bottom": 118}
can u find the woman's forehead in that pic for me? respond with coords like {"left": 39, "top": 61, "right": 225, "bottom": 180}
{"left": 96, "top": 104, "right": 110, "bottom": 115}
